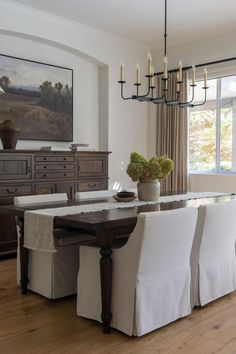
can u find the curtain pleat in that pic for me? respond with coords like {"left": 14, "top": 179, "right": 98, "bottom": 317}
{"left": 156, "top": 72, "right": 188, "bottom": 193}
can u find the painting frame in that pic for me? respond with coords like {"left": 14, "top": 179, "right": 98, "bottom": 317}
{"left": 0, "top": 53, "right": 74, "bottom": 142}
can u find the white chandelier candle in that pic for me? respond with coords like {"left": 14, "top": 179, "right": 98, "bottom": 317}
{"left": 120, "top": 61, "right": 125, "bottom": 82}
{"left": 150, "top": 66, "right": 155, "bottom": 87}
{"left": 203, "top": 67, "right": 208, "bottom": 87}
{"left": 136, "top": 64, "right": 141, "bottom": 84}
{"left": 178, "top": 60, "right": 183, "bottom": 82}
{"left": 176, "top": 72, "right": 180, "bottom": 93}
{"left": 148, "top": 51, "right": 152, "bottom": 76}
{"left": 163, "top": 56, "right": 168, "bottom": 79}
{"left": 192, "top": 64, "right": 196, "bottom": 86}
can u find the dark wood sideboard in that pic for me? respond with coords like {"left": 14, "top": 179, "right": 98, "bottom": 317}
{"left": 0, "top": 150, "right": 110, "bottom": 256}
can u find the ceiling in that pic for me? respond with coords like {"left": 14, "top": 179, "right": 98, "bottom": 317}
{"left": 10, "top": 0, "right": 236, "bottom": 48}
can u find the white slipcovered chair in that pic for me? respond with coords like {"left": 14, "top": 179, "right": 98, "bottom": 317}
{"left": 75, "top": 190, "right": 115, "bottom": 200}
{"left": 15, "top": 193, "right": 94, "bottom": 299}
{"left": 77, "top": 207, "right": 198, "bottom": 336}
{"left": 191, "top": 200, "right": 236, "bottom": 307}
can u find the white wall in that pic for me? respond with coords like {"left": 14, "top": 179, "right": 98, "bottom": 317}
{"left": 0, "top": 0, "right": 149, "bottom": 189}
{"left": 149, "top": 29, "right": 236, "bottom": 191}
{"left": 189, "top": 174, "right": 236, "bottom": 193}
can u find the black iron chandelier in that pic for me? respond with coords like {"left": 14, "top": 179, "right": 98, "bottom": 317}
{"left": 118, "top": 0, "right": 209, "bottom": 107}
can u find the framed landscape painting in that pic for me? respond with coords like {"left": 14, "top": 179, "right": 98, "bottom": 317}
{"left": 0, "top": 54, "right": 73, "bottom": 141}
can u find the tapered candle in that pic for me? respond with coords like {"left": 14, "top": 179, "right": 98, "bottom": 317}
{"left": 204, "top": 67, "right": 207, "bottom": 87}
{"left": 178, "top": 60, "right": 183, "bottom": 82}
{"left": 192, "top": 64, "right": 196, "bottom": 85}
{"left": 150, "top": 66, "right": 154, "bottom": 87}
{"left": 120, "top": 61, "right": 125, "bottom": 81}
{"left": 176, "top": 72, "right": 180, "bottom": 92}
{"left": 136, "top": 63, "right": 141, "bottom": 84}
{"left": 163, "top": 56, "right": 168, "bottom": 79}
{"left": 148, "top": 51, "right": 152, "bottom": 75}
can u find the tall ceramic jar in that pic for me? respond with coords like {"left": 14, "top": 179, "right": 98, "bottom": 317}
{"left": 137, "top": 179, "right": 160, "bottom": 201}
{"left": 0, "top": 120, "right": 20, "bottom": 149}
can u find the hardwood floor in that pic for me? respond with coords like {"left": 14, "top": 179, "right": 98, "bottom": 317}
{"left": 0, "top": 258, "right": 236, "bottom": 354}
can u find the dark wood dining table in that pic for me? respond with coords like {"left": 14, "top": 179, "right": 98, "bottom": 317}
{"left": 0, "top": 193, "right": 235, "bottom": 333}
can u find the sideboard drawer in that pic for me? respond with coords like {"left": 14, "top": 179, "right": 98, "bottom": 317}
{"left": 35, "top": 164, "right": 75, "bottom": 171}
{"left": 35, "top": 156, "right": 75, "bottom": 163}
{"left": 35, "top": 172, "right": 75, "bottom": 179}
{"left": 0, "top": 184, "right": 32, "bottom": 197}
{"left": 78, "top": 180, "right": 107, "bottom": 192}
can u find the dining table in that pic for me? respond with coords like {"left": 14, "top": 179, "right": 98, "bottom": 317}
{"left": 0, "top": 192, "right": 235, "bottom": 333}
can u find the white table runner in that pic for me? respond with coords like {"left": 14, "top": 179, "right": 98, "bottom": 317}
{"left": 24, "top": 192, "right": 232, "bottom": 252}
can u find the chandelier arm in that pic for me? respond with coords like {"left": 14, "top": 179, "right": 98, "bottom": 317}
{"left": 151, "top": 89, "right": 166, "bottom": 104}
{"left": 152, "top": 89, "right": 166, "bottom": 102}
{"left": 152, "top": 95, "right": 166, "bottom": 104}
{"left": 187, "top": 88, "right": 208, "bottom": 108}
{"left": 118, "top": 81, "right": 133, "bottom": 100}
{"left": 165, "top": 92, "right": 181, "bottom": 106}
{"left": 151, "top": 75, "right": 167, "bottom": 101}
{"left": 135, "top": 85, "right": 165, "bottom": 103}
{"left": 178, "top": 84, "right": 196, "bottom": 107}
{"left": 132, "top": 76, "right": 152, "bottom": 99}
{"left": 152, "top": 93, "right": 166, "bottom": 101}
{"left": 165, "top": 101, "right": 180, "bottom": 107}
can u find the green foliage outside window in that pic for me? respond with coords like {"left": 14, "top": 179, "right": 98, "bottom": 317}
{"left": 189, "top": 107, "right": 232, "bottom": 172}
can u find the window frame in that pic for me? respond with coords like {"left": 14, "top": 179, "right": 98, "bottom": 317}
{"left": 188, "top": 73, "right": 236, "bottom": 175}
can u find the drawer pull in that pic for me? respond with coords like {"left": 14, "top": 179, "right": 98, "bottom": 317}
{"left": 6, "top": 188, "right": 18, "bottom": 194}
{"left": 43, "top": 174, "right": 48, "bottom": 178}
{"left": 64, "top": 166, "right": 66, "bottom": 169}
{"left": 44, "top": 166, "right": 47, "bottom": 169}
{"left": 64, "top": 173, "right": 67, "bottom": 177}
{"left": 88, "top": 183, "right": 96, "bottom": 188}
{"left": 43, "top": 157, "right": 47, "bottom": 161}
{"left": 64, "top": 157, "right": 67, "bottom": 161}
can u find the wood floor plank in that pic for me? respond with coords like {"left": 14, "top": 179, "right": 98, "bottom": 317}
{"left": 1, "top": 258, "right": 236, "bottom": 354}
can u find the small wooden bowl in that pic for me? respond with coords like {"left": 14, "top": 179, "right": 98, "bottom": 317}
{"left": 113, "top": 195, "right": 136, "bottom": 202}
{"left": 116, "top": 191, "right": 135, "bottom": 198}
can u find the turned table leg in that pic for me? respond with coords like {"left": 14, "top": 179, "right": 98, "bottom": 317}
{"left": 19, "top": 217, "right": 29, "bottom": 294}
{"left": 100, "top": 246, "right": 113, "bottom": 333}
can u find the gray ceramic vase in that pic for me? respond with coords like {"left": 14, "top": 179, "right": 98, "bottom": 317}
{"left": 137, "top": 179, "right": 160, "bottom": 201}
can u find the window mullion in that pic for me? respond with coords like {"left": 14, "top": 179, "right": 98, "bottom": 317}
{"left": 231, "top": 99, "right": 236, "bottom": 171}
{"left": 215, "top": 78, "right": 221, "bottom": 172}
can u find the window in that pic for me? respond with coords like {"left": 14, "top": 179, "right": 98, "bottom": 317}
{"left": 189, "top": 75, "right": 236, "bottom": 173}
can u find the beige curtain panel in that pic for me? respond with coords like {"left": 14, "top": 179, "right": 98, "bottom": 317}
{"left": 156, "top": 71, "right": 188, "bottom": 193}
